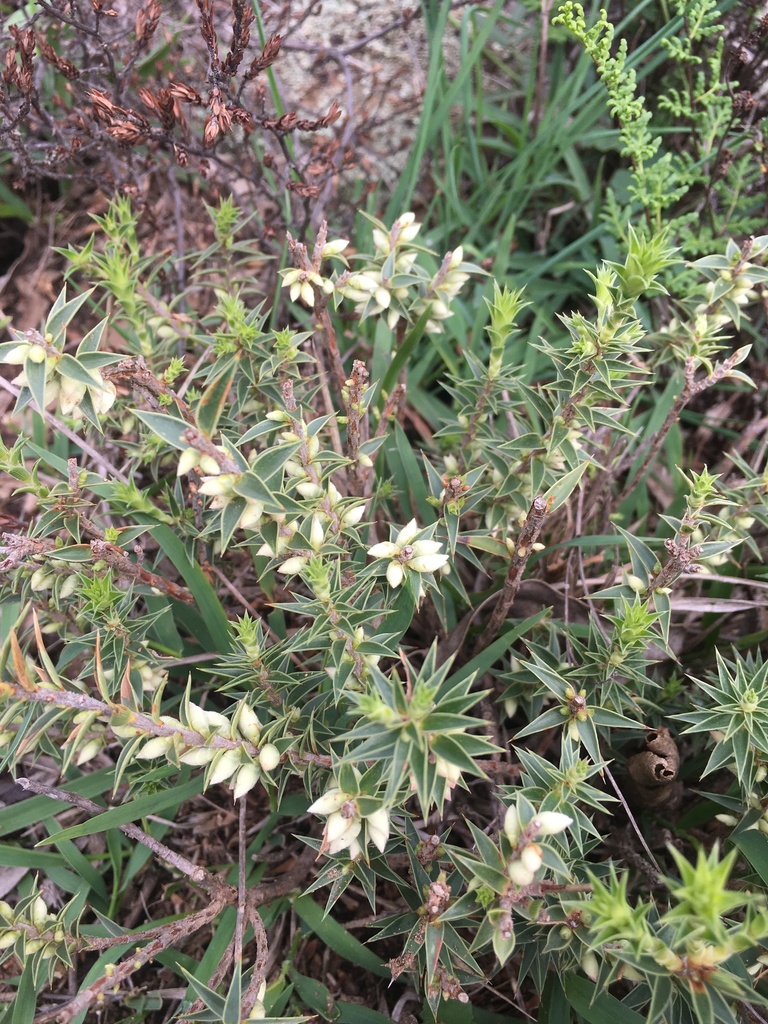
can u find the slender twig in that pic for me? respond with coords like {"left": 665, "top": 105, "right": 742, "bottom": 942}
{"left": 477, "top": 496, "right": 549, "bottom": 650}
{"left": 16, "top": 776, "right": 226, "bottom": 893}
{"left": 602, "top": 765, "right": 662, "bottom": 876}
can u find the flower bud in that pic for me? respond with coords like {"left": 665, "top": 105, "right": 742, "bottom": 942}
{"left": 179, "top": 747, "right": 217, "bottom": 766}
{"left": 30, "top": 896, "right": 48, "bottom": 931}
{"left": 581, "top": 951, "right": 600, "bottom": 981}
{"left": 232, "top": 763, "right": 260, "bottom": 799}
{"left": 27, "top": 344, "right": 48, "bottom": 364}
{"left": 75, "top": 738, "right": 103, "bottom": 766}
{"left": 237, "top": 703, "right": 262, "bottom": 742}
{"left": 519, "top": 844, "right": 543, "bottom": 874}
{"left": 258, "top": 743, "right": 280, "bottom": 772}
{"left": 504, "top": 805, "right": 521, "bottom": 845}
{"left": 533, "top": 812, "right": 573, "bottom": 836}
{"left": 137, "top": 735, "right": 174, "bottom": 759}
{"left": 507, "top": 860, "right": 534, "bottom": 887}
{"left": 0, "top": 931, "right": 20, "bottom": 950}
{"left": 209, "top": 748, "right": 242, "bottom": 786}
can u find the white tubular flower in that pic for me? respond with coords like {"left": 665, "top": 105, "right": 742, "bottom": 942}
{"left": 321, "top": 238, "right": 349, "bottom": 258}
{"left": 519, "top": 844, "right": 543, "bottom": 874}
{"left": 59, "top": 377, "right": 87, "bottom": 415}
{"left": 309, "top": 787, "right": 389, "bottom": 858}
{"left": 365, "top": 808, "right": 390, "bottom": 853}
{"left": 91, "top": 379, "right": 117, "bottom": 415}
{"left": 309, "top": 516, "right": 325, "bottom": 551}
{"left": 237, "top": 703, "right": 262, "bottom": 742}
{"left": 533, "top": 811, "right": 573, "bottom": 836}
{"left": 368, "top": 519, "right": 449, "bottom": 589}
{"left": 325, "top": 810, "right": 362, "bottom": 855}
{"left": 232, "top": 763, "right": 261, "bottom": 800}
{"left": 503, "top": 805, "right": 521, "bottom": 845}
{"left": 208, "top": 748, "right": 242, "bottom": 786}
{"left": 448, "top": 246, "right": 464, "bottom": 269}
{"left": 507, "top": 860, "right": 535, "bottom": 887}
{"left": 179, "top": 747, "right": 217, "bottom": 766}
{"left": 276, "top": 555, "right": 308, "bottom": 575}
{"left": 1, "top": 343, "right": 30, "bottom": 364}
{"left": 137, "top": 735, "right": 174, "bottom": 759}
{"left": 187, "top": 702, "right": 230, "bottom": 737}
{"left": 280, "top": 268, "right": 324, "bottom": 306}
{"left": 238, "top": 500, "right": 264, "bottom": 531}
{"left": 395, "top": 212, "right": 420, "bottom": 242}
{"left": 340, "top": 503, "right": 366, "bottom": 528}
{"left": 177, "top": 447, "right": 200, "bottom": 476}
{"left": 434, "top": 755, "right": 461, "bottom": 790}
{"left": 308, "top": 788, "right": 347, "bottom": 816}
{"left": 198, "top": 470, "right": 241, "bottom": 510}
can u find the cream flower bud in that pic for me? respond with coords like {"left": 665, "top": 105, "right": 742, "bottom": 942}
{"left": 581, "top": 951, "right": 600, "bottom": 981}
{"left": 308, "top": 788, "right": 347, "bottom": 815}
{"left": 309, "top": 516, "right": 325, "bottom": 551}
{"left": 179, "top": 747, "right": 217, "bottom": 766}
{"left": 340, "top": 504, "right": 366, "bottom": 528}
{"left": 199, "top": 454, "right": 222, "bottom": 475}
{"left": 625, "top": 574, "right": 647, "bottom": 594}
{"left": 448, "top": 246, "right": 464, "bottom": 269}
{"left": 92, "top": 380, "right": 117, "bottom": 414}
{"left": 232, "top": 763, "right": 260, "bottom": 800}
{"left": 238, "top": 502, "right": 264, "bottom": 531}
{"left": 199, "top": 473, "right": 238, "bottom": 498}
{"left": 507, "top": 860, "right": 535, "bottom": 887}
{"left": 295, "top": 481, "right": 324, "bottom": 499}
{"left": 386, "top": 562, "right": 404, "bottom": 588}
{"left": 347, "top": 273, "right": 379, "bottom": 293}
{"left": 504, "top": 806, "right": 521, "bottom": 845}
{"left": 408, "top": 553, "right": 449, "bottom": 574}
{"left": 366, "top": 808, "right": 390, "bottom": 853}
{"left": 59, "top": 377, "right": 87, "bottom": 415}
{"left": 177, "top": 448, "right": 200, "bottom": 476}
{"left": 519, "top": 844, "right": 543, "bottom": 874}
{"left": 237, "top": 703, "right": 262, "bottom": 742}
{"left": 533, "top": 811, "right": 573, "bottom": 836}
{"left": 209, "top": 748, "right": 242, "bottom": 786}
{"left": 2, "top": 343, "right": 29, "bottom": 364}
{"left": 75, "top": 738, "right": 103, "bottom": 766}
{"left": 277, "top": 556, "right": 307, "bottom": 575}
{"left": 372, "top": 228, "right": 390, "bottom": 253}
{"left": 27, "top": 344, "right": 48, "bottom": 364}
{"left": 258, "top": 743, "right": 280, "bottom": 772}
{"left": 137, "top": 735, "right": 174, "bottom": 759}
{"left": 187, "top": 702, "right": 216, "bottom": 735}
{"left": 368, "top": 540, "right": 399, "bottom": 559}
{"left": 321, "top": 238, "right": 349, "bottom": 258}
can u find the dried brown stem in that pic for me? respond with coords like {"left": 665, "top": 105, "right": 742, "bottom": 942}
{"left": 90, "top": 539, "right": 195, "bottom": 605}
{"left": 477, "top": 496, "right": 549, "bottom": 650}
{"left": 345, "top": 359, "right": 371, "bottom": 495}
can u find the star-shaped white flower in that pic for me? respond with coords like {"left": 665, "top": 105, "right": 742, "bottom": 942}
{"left": 367, "top": 519, "right": 448, "bottom": 588}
